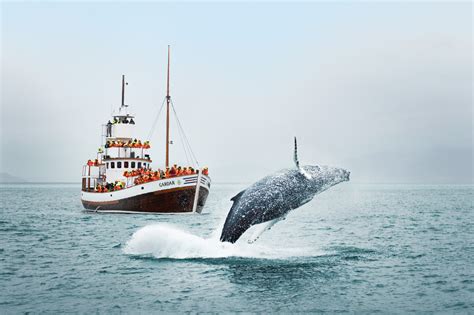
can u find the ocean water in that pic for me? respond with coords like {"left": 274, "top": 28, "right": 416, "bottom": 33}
{"left": 0, "top": 183, "right": 473, "bottom": 313}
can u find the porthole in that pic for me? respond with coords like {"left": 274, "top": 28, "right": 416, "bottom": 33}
{"left": 141, "top": 187, "right": 144, "bottom": 190}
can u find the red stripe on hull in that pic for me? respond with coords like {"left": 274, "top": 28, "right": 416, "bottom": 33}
{"left": 81, "top": 186, "right": 209, "bottom": 213}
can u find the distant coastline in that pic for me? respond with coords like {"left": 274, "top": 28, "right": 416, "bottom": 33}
{"left": 0, "top": 172, "right": 27, "bottom": 183}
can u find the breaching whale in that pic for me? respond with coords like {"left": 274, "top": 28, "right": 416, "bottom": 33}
{"left": 220, "top": 138, "right": 350, "bottom": 244}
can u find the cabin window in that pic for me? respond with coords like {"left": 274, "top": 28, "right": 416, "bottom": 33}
{"left": 143, "top": 163, "right": 147, "bottom": 168}
{"left": 111, "top": 162, "right": 115, "bottom": 169}
{"left": 117, "top": 162, "right": 122, "bottom": 168}
{"left": 106, "top": 162, "right": 109, "bottom": 169}
{"left": 138, "top": 162, "right": 142, "bottom": 169}
{"left": 131, "top": 162, "right": 136, "bottom": 168}
{"left": 124, "top": 161, "right": 129, "bottom": 168}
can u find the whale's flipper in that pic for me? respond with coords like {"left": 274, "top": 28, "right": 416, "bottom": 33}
{"left": 293, "top": 137, "right": 311, "bottom": 179}
{"left": 231, "top": 190, "right": 246, "bottom": 202}
{"left": 293, "top": 137, "right": 300, "bottom": 169}
{"left": 247, "top": 216, "right": 286, "bottom": 244}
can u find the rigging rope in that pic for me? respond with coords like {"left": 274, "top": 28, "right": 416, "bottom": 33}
{"left": 147, "top": 97, "right": 166, "bottom": 140}
{"left": 170, "top": 99, "right": 200, "bottom": 167}
{"left": 172, "top": 110, "right": 192, "bottom": 166}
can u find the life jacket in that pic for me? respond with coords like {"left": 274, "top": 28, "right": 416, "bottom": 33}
{"left": 202, "top": 168, "right": 209, "bottom": 176}
{"left": 169, "top": 167, "right": 177, "bottom": 177}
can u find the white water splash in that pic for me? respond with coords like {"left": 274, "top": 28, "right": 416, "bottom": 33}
{"left": 123, "top": 223, "right": 319, "bottom": 259}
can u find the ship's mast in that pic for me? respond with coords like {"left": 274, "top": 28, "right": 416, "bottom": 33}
{"left": 121, "top": 74, "right": 125, "bottom": 107}
{"left": 165, "top": 45, "right": 171, "bottom": 168}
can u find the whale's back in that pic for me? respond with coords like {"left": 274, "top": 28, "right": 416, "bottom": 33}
{"left": 220, "top": 169, "right": 310, "bottom": 243}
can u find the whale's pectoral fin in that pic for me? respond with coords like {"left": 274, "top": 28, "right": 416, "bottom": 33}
{"left": 230, "top": 189, "right": 246, "bottom": 202}
{"left": 293, "top": 136, "right": 311, "bottom": 179}
{"left": 247, "top": 216, "right": 285, "bottom": 244}
{"left": 293, "top": 137, "right": 300, "bottom": 169}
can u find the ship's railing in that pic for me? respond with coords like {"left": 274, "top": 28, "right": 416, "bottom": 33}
{"left": 104, "top": 147, "right": 151, "bottom": 160}
{"left": 81, "top": 165, "right": 105, "bottom": 191}
{"left": 83, "top": 172, "right": 210, "bottom": 193}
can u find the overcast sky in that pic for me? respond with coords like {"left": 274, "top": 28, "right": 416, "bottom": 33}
{"left": 1, "top": 2, "right": 472, "bottom": 183}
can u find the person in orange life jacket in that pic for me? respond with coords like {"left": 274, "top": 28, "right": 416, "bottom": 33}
{"left": 169, "top": 166, "right": 177, "bottom": 177}
{"left": 202, "top": 167, "right": 209, "bottom": 176}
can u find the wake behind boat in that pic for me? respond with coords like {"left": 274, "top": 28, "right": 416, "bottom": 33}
{"left": 81, "top": 46, "right": 210, "bottom": 213}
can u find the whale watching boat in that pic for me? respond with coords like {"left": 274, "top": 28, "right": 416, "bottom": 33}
{"left": 81, "top": 47, "right": 211, "bottom": 213}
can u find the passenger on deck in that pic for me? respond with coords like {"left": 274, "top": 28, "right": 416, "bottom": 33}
{"left": 202, "top": 167, "right": 209, "bottom": 176}
{"left": 169, "top": 166, "right": 177, "bottom": 177}
{"left": 106, "top": 120, "right": 112, "bottom": 136}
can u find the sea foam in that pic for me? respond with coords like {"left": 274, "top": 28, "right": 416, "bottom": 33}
{"left": 123, "top": 223, "right": 315, "bottom": 259}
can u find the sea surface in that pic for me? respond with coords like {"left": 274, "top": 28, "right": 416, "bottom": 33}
{"left": 0, "top": 183, "right": 473, "bottom": 313}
